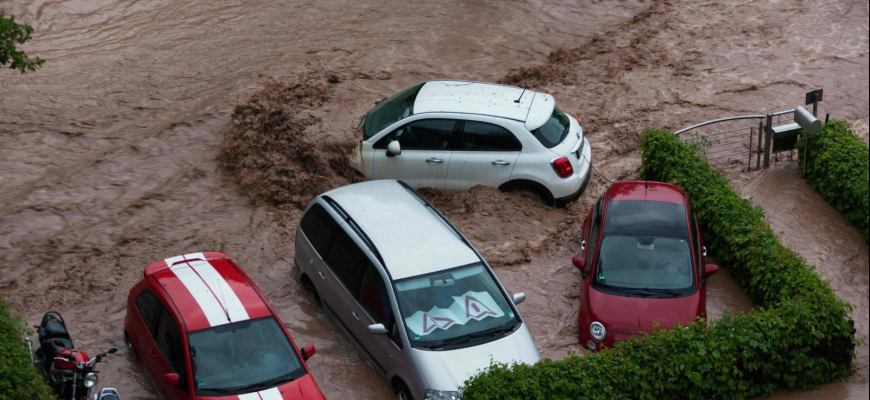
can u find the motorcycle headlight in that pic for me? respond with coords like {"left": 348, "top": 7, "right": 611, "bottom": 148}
{"left": 83, "top": 372, "right": 99, "bottom": 388}
{"left": 424, "top": 389, "right": 461, "bottom": 400}
{"left": 590, "top": 321, "right": 606, "bottom": 341}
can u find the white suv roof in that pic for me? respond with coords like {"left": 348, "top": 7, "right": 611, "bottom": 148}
{"left": 322, "top": 180, "right": 479, "bottom": 280}
{"left": 413, "top": 80, "right": 556, "bottom": 131}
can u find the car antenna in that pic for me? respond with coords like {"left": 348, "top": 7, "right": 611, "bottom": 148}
{"left": 514, "top": 89, "right": 526, "bottom": 104}
{"left": 217, "top": 278, "right": 232, "bottom": 323}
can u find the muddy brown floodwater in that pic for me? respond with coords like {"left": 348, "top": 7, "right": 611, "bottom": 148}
{"left": 1, "top": 0, "right": 867, "bottom": 399}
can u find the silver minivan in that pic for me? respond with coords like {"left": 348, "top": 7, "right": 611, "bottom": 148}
{"left": 294, "top": 180, "right": 541, "bottom": 400}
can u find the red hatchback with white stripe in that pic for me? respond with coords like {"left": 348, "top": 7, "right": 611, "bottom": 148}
{"left": 125, "top": 252, "right": 326, "bottom": 400}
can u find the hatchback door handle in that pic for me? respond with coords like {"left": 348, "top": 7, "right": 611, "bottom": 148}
{"left": 149, "top": 348, "right": 157, "bottom": 358}
{"left": 580, "top": 240, "right": 587, "bottom": 251}
{"left": 492, "top": 160, "right": 511, "bottom": 166}
{"left": 425, "top": 158, "right": 444, "bottom": 164}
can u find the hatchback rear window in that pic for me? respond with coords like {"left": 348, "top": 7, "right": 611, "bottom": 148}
{"left": 531, "top": 107, "right": 570, "bottom": 148}
{"left": 363, "top": 82, "right": 425, "bottom": 140}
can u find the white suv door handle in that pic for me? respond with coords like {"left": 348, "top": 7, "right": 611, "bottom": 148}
{"left": 492, "top": 160, "right": 511, "bottom": 166}
{"left": 425, "top": 158, "right": 444, "bottom": 164}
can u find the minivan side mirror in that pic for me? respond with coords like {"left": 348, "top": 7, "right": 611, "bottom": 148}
{"left": 164, "top": 373, "right": 180, "bottom": 386}
{"left": 387, "top": 141, "right": 402, "bottom": 157}
{"left": 368, "top": 323, "right": 388, "bottom": 335}
{"left": 301, "top": 344, "right": 316, "bottom": 361}
{"left": 512, "top": 293, "right": 526, "bottom": 306}
{"left": 703, "top": 264, "right": 720, "bottom": 278}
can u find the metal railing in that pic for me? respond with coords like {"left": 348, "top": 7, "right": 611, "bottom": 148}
{"left": 675, "top": 91, "right": 823, "bottom": 173}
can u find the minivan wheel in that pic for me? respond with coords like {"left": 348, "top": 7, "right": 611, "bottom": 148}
{"left": 394, "top": 383, "right": 413, "bottom": 400}
{"left": 301, "top": 275, "right": 322, "bottom": 307}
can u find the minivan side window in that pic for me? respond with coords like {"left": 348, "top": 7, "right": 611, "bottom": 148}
{"left": 300, "top": 204, "right": 341, "bottom": 256}
{"left": 358, "top": 265, "right": 402, "bottom": 348}
{"left": 156, "top": 309, "right": 187, "bottom": 380}
{"left": 136, "top": 290, "right": 164, "bottom": 338}
{"left": 325, "top": 229, "right": 369, "bottom": 296}
{"left": 458, "top": 121, "right": 522, "bottom": 151}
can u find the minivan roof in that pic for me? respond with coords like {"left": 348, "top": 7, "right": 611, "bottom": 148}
{"left": 321, "top": 180, "right": 479, "bottom": 281}
{"left": 413, "top": 80, "right": 555, "bottom": 130}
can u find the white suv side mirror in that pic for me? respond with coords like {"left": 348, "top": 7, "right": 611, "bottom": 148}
{"left": 512, "top": 293, "right": 526, "bottom": 306}
{"left": 387, "top": 140, "right": 402, "bottom": 156}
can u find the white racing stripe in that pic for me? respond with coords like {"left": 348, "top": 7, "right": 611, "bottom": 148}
{"left": 257, "top": 388, "right": 284, "bottom": 400}
{"left": 236, "top": 387, "right": 283, "bottom": 400}
{"left": 164, "top": 253, "right": 249, "bottom": 328}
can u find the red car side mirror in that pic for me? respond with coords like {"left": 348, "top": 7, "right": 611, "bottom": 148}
{"left": 164, "top": 373, "right": 180, "bottom": 386}
{"left": 302, "top": 344, "right": 316, "bottom": 361}
{"left": 703, "top": 264, "right": 720, "bottom": 277}
{"left": 572, "top": 256, "right": 587, "bottom": 270}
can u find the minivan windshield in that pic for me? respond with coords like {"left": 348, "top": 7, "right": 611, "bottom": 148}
{"left": 362, "top": 82, "right": 425, "bottom": 140}
{"left": 188, "top": 317, "right": 306, "bottom": 396}
{"left": 394, "top": 263, "right": 519, "bottom": 350}
{"left": 592, "top": 235, "right": 697, "bottom": 297}
{"left": 530, "top": 106, "right": 570, "bottom": 148}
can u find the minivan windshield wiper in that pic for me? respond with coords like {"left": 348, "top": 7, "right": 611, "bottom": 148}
{"left": 423, "top": 322, "right": 518, "bottom": 350}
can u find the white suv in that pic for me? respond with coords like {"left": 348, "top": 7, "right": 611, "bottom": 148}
{"left": 353, "top": 80, "right": 592, "bottom": 206}
{"left": 295, "top": 180, "right": 541, "bottom": 400}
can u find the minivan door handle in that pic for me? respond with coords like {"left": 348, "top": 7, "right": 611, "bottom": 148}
{"left": 318, "top": 271, "right": 326, "bottom": 280}
{"left": 352, "top": 312, "right": 360, "bottom": 321}
{"left": 425, "top": 158, "right": 444, "bottom": 164}
{"left": 492, "top": 160, "right": 511, "bottom": 166}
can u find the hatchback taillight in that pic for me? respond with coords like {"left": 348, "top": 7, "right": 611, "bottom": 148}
{"left": 551, "top": 157, "right": 574, "bottom": 178}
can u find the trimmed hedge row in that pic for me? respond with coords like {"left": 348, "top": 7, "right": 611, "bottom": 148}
{"left": 460, "top": 129, "right": 855, "bottom": 400}
{"left": 798, "top": 120, "right": 869, "bottom": 245}
{"left": 0, "top": 297, "right": 53, "bottom": 400}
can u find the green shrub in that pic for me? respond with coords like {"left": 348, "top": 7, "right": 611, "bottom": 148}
{"left": 460, "top": 130, "right": 855, "bottom": 400}
{"left": 0, "top": 297, "right": 53, "bottom": 400}
{"left": 797, "top": 120, "right": 869, "bottom": 245}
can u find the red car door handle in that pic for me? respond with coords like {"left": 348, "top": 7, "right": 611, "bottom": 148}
{"left": 149, "top": 348, "right": 157, "bottom": 358}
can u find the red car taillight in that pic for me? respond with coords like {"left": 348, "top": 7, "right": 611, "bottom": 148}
{"left": 551, "top": 157, "right": 574, "bottom": 178}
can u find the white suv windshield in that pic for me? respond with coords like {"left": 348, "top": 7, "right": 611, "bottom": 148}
{"left": 188, "top": 317, "right": 306, "bottom": 396}
{"left": 394, "top": 263, "right": 519, "bottom": 350}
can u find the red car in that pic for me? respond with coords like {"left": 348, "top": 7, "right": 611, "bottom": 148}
{"left": 124, "top": 252, "right": 326, "bottom": 399}
{"left": 573, "top": 182, "right": 719, "bottom": 350}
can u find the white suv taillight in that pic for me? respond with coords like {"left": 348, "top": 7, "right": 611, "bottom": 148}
{"left": 551, "top": 157, "right": 574, "bottom": 178}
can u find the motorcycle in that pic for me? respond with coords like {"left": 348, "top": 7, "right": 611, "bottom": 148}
{"left": 25, "top": 311, "right": 121, "bottom": 400}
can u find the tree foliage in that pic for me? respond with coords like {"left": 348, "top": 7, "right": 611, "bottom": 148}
{"left": 1, "top": 12, "right": 44, "bottom": 73}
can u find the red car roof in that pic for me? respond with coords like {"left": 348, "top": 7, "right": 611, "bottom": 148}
{"left": 608, "top": 181, "right": 686, "bottom": 204}
{"left": 145, "top": 252, "right": 273, "bottom": 332}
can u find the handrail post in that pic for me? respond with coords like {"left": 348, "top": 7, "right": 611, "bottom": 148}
{"left": 756, "top": 120, "right": 763, "bottom": 170}
{"left": 763, "top": 113, "right": 773, "bottom": 169}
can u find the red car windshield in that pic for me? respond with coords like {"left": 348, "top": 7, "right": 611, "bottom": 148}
{"left": 187, "top": 317, "right": 306, "bottom": 396}
{"left": 592, "top": 235, "right": 697, "bottom": 297}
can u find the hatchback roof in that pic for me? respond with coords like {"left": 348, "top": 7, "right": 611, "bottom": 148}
{"left": 413, "top": 80, "right": 555, "bottom": 130}
{"left": 145, "top": 252, "right": 273, "bottom": 332}
{"left": 321, "top": 180, "right": 479, "bottom": 281}
{"left": 607, "top": 181, "right": 686, "bottom": 205}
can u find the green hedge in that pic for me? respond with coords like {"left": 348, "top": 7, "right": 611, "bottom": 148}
{"left": 0, "top": 298, "right": 53, "bottom": 400}
{"left": 798, "top": 120, "right": 869, "bottom": 245}
{"left": 460, "top": 129, "right": 855, "bottom": 400}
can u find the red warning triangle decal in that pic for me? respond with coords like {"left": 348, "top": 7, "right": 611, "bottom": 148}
{"left": 465, "top": 295, "right": 497, "bottom": 319}
{"left": 422, "top": 313, "right": 455, "bottom": 334}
